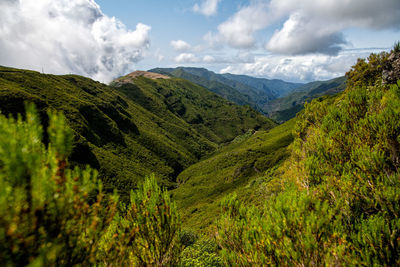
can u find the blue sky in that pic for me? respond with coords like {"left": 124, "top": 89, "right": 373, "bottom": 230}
{"left": 0, "top": 0, "right": 399, "bottom": 83}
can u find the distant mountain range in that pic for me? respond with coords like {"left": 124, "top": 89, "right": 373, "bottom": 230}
{"left": 150, "top": 67, "right": 346, "bottom": 122}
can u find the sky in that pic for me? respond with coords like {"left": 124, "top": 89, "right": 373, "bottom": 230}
{"left": 0, "top": 0, "right": 399, "bottom": 83}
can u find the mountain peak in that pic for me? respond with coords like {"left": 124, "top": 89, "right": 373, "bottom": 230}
{"left": 118, "top": 71, "right": 170, "bottom": 83}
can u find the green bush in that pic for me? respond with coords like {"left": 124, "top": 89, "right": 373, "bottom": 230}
{"left": 0, "top": 103, "right": 182, "bottom": 266}
{"left": 216, "top": 52, "right": 400, "bottom": 265}
{"left": 179, "top": 239, "right": 222, "bottom": 267}
{"left": 0, "top": 103, "right": 118, "bottom": 265}
{"left": 99, "top": 175, "right": 182, "bottom": 266}
{"left": 394, "top": 41, "right": 400, "bottom": 53}
{"left": 179, "top": 228, "right": 198, "bottom": 247}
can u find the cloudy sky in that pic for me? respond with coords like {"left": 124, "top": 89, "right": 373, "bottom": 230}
{"left": 0, "top": 0, "right": 399, "bottom": 83}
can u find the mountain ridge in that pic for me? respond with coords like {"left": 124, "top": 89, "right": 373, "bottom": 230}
{"left": 0, "top": 65, "right": 275, "bottom": 198}
{"left": 150, "top": 67, "right": 346, "bottom": 122}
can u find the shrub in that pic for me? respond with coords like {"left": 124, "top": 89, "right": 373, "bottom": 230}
{"left": 99, "top": 175, "right": 182, "bottom": 266}
{"left": 394, "top": 41, "right": 400, "bottom": 53}
{"left": 0, "top": 103, "right": 182, "bottom": 266}
{"left": 216, "top": 53, "right": 400, "bottom": 265}
{"left": 179, "top": 228, "right": 198, "bottom": 247}
{"left": 179, "top": 239, "right": 223, "bottom": 267}
{"left": 0, "top": 103, "right": 118, "bottom": 265}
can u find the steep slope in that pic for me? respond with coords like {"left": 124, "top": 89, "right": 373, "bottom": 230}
{"left": 172, "top": 119, "right": 296, "bottom": 230}
{"left": 112, "top": 72, "right": 276, "bottom": 144}
{"left": 266, "top": 76, "right": 346, "bottom": 122}
{"left": 215, "top": 49, "right": 400, "bottom": 265}
{"left": 0, "top": 66, "right": 275, "bottom": 198}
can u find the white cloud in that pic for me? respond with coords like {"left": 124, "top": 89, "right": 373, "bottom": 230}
{"left": 202, "top": 55, "right": 216, "bottom": 63}
{"left": 193, "top": 0, "right": 221, "bottom": 17}
{"left": 0, "top": 0, "right": 151, "bottom": 83}
{"left": 175, "top": 53, "right": 199, "bottom": 63}
{"left": 153, "top": 49, "right": 165, "bottom": 62}
{"left": 266, "top": 0, "right": 400, "bottom": 55}
{"left": 266, "top": 13, "right": 347, "bottom": 55}
{"left": 219, "top": 49, "right": 383, "bottom": 82}
{"left": 170, "top": 40, "right": 192, "bottom": 52}
{"left": 212, "top": 0, "right": 400, "bottom": 54}
{"left": 214, "top": 3, "right": 270, "bottom": 49}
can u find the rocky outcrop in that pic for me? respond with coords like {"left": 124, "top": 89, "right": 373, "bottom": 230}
{"left": 383, "top": 51, "right": 400, "bottom": 85}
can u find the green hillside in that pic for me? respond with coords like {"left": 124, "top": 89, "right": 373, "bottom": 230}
{"left": 150, "top": 67, "right": 273, "bottom": 110}
{"left": 172, "top": 118, "right": 296, "bottom": 230}
{"left": 149, "top": 67, "right": 258, "bottom": 110}
{"left": 0, "top": 66, "right": 275, "bottom": 198}
{"left": 151, "top": 67, "right": 347, "bottom": 123}
{"left": 266, "top": 76, "right": 346, "bottom": 122}
{"left": 215, "top": 49, "right": 400, "bottom": 265}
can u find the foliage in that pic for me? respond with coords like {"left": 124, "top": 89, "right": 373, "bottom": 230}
{"left": 346, "top": 51, "right": 389, "bottom": 87}
{"left": 394, "top": 41, "right": 400, "bottom": 53}
{"left": 179, "top": 239, "right": 223, "bottom": 267}
{"left": 179, "top": 228, "right": 198, "bottom": 247}
{"left": 216, "top": 52, "right": 400, "bottom": 265}
{"left": 0, "top": 104, "right": 182, "bottom": 266}
{"left": 99, "top": 175, "right": 181, "bottom": 266}
{"left": 217, "top": 190, "right": 346, "bottom": 266}
{"left": 0, "top": 103, "right": 118, "bottom": 265}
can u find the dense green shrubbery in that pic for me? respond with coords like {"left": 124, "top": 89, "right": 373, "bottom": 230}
{"left": 216, "top": 50, "right": 400, "bottom": 265}
{"left": 180, "top": 238, "right": 222, "bottom": 267}
{"left": 99, "top": 175, "right": 181, "bottom": 265}
{"left": 0, "top": 104, "right": 181, "bottom": 265}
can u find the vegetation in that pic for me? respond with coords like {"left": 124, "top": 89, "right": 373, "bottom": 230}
{"left": 0, "top": 66, "right": 274, "bottom": 198}
{"left": 149, "top": 68, "right": 259, "bottom": 111}
{"left": 172, "top": 119, "right": 295, "bottom": 230}
{"left": 0, "top": 104, "right": 181, "bottom": 266}
{"left": 220, "top": 73, "right": 302, "bottom": 98}
{"left": 2, "top": 46, "right": 400, "bottom": 266}
{"left": 150, "top": 67, "right": 271, "bottom": 110}
{"left": 216, "top": 49, "right": 400, "bottom": 265}
{"left": 394, "top": 41, "right": 400, "bottom": 53}
{"left": 151, "top": 67, "right": 347, "bottom": 123}
{"left": 266, "top": 76, "right": 346, "bottom": 123}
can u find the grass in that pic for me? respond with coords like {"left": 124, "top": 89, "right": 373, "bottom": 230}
{"left": 171, "top": 118, "right": 296, "bottom": 231}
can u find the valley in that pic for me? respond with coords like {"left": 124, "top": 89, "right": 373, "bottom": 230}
{"left": 1, "top": 47, "right": 400, "bottom": 266}
{"left": 1, "top": 0, "right": 400, "bottom": 265}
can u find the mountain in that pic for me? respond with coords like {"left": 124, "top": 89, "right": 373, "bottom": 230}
{"left": 0, "top": 67, "right": 275, "bottom": 198}
{"left": 149, "top": 67, "right": 258, "bottom": 110}
{"left": 150, "top": 67, "right": 278, "bottom": 110}
{"left": 221, "top": 73, "right": 303, "bottom": 98}
{"left": 150, "top": 67, "right": 346, "bottom": 122}
{"left": 266, "top": 76, "right": 346, "bottom": 122}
